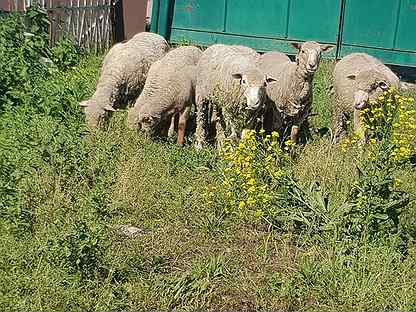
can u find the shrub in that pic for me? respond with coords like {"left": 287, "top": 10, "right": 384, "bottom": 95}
{"left": 211, "top": 130, "right": 288, "bottom": 222}
{"left": 0, "top": 6, "right": 51, "bottom": 112}
{"left": 46, "top": 222, "right": 108, "bottom": 279}
{"left": 211, "top": 126, "right": 411, "bottom": 249}
{"left": 343, "top": 143, "right": 410, "bottom": 245}
{"left": 51, "top": 38, "right": 81, "bottom": 71}
{"left": 342, "top": 88, "right": 416, "bottom": 163}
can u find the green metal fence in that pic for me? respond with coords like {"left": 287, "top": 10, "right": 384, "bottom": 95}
{"left": 151, "top": 0, "right": 416, "bottom": 67}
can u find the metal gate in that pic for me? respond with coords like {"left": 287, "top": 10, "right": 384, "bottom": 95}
{"left": 151, "top": 0, "right": 416, "bottom": 67}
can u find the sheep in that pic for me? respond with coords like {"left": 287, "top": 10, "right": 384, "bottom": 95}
{"left": 258, "top": 42, "right": 334, "bottom": 142}
{"left": 127, "top": 46, "right": 202, "bottom": 146}
{"left": 258, "top": 51, "right": 291, "bottom": 72}
{"left": 332, "top": 53, "right": 400, "bottom": 143}
{"left": 194, "top": 44, "right": 277, "bottom": 149}
{"left": 79, "top": 32, "right": 169, "bottom": 128}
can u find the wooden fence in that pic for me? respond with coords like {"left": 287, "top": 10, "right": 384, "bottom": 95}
{"left": 6, "top": 0, "right": 115, "bottom": 52}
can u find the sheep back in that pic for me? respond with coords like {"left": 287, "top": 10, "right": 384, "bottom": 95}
{"left": 258, "top": 51, "right": 291, "bottom": 78}
{"left": 128, "top": 46, "right": 201, "bottom": 128}
{"left": 196, "top": 44, "right": 260, "bottom": 109}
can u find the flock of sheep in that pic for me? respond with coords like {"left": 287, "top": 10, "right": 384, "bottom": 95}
{"left": 80, "top": 32, "right": 400, "bottom": 148}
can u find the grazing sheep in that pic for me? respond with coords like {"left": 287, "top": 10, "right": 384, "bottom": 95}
{"left": 80, "top": 32, "right": 169, "bottom": 128}
{"left": 259, "top": 42, "right": 334, "bottom": 142}
{"left": 127, "top": 46, "right": 202, "bottom": 146}
{"left": 333, "top": 53, "right": 400, "bottom": 143}
{"left": 195, "top": 44, "right": 276, "bottom": 149}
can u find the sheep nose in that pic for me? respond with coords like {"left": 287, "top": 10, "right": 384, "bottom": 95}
{"left": 354, "top": 90, "right": 369, "bottom": 110}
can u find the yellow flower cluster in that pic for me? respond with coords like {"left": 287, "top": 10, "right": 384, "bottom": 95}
{"left": 219, "top": 129, "right": 285, "bottom": 219}
{"left": 340, "top": 132, "right": 364, "bottom": 151}
{"left": 359, "top": 88, "right": 399, "bottom": 136}
{"left": 391, "top": 97, "right": 416, "bottom": 161}
{"left": 342, "top": 87, "right": 416, "bottom": 162}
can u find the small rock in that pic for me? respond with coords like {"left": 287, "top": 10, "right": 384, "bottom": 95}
{"left": 116, "top": 225, "right": 146, "bottom": 239}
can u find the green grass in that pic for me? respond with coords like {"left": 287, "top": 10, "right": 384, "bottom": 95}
{"left": 1, "top": 52, "right": 416, "bottom": 311}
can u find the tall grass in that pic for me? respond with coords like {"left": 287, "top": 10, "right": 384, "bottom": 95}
{"left": 1, "top": 9, "right": 416, "bottom": 311}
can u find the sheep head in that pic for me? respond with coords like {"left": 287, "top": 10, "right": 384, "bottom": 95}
{"left": 79, "top": 100, "right": 115, "bottom": 128}
{"left": 127, "top": 109, "right": 161, "bottom": 135}
{"left": 232, "top": 70, "right": 276, "bottom": 111}
{"left": 346, "top": 70, "right": 391, "bottom": 110}
{"left": 292, "top": 41, "right": 334, "bottom": 74}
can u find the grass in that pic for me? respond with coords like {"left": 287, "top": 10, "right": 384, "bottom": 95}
{"left": 1, "top": 51, "right": 416, "bottom": 311}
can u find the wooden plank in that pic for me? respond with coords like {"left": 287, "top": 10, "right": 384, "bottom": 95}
{"left": 4, "top": 0, "right": 115, "bottom": 53}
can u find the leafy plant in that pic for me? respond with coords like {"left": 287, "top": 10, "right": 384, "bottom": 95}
{"left": 344, "top": 143, "right": 410, "bottom": 244}
{"left": 211, "top": 130, "right": 288, "bottom": 221}
{"left": 51, "top": 38, "right": 80, "bottom": 71}
{"left": 163, "top": 256, "right": 225, "bottom": 309}
{"left": 0, "top": 6, "right": 51, "bottom": 112}
{"left": 47, "top": 222, "right": 108, "bottom": 279}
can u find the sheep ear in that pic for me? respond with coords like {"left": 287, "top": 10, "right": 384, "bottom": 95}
{"left": 321, "top": 44, "right": 335, "bottom": 53}
{"left": 291, "top": 42, "right": 301, "bottom": 51}
{"left": 347, "top": 74, "right": 356, "bottom": 80}
{"left": 266, "top": 76, "right": 277, "bottom": 84}
{"left": 232, "top": 73, "right": 243, "bottom": 80}
{"left": 79, "top": 101, "right": 89, "bottom": 107}
{"left": 103, "top": 104, "right": 116, "bottom": 112}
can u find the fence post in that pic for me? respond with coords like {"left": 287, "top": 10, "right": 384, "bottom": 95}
{"left": 122, "top": 0, "right": 147, "bottom": 40}
{"left": 0, "top": 0, "right": 12, "bottom": 12}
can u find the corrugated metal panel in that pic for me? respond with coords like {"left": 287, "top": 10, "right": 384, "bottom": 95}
{"left": 152, "top": 0, "right": 416, "bottom": 67}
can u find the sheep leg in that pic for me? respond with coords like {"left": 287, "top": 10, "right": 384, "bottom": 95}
{"left": 195, "top": 93, "right": 206, "bottom": 150}
{"left": 215, "top": 113, "right": 227, "bottom": 150}
{"left": 177, "top": 107, "right": 191, "bottom": 147}
{"left": 290, "top": 125, "right": 300, "bottom": 143}
{"left": 353, "top": 109, "right": 362, "bottom": 134}
{"left": 168, "top": 113, "right": 179, "bottom": 138}
{"left": 332, "top": 112, "right": 348, "bottom": 144}
{"left": 160, "top": 118, "right": 170, "bottom": 138}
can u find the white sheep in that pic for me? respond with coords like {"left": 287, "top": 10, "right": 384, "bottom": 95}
{"left": 258, "top": 42, "right": 334, "bottom": 142}
{"left": 195, "top": 44, "right": 276, "bottom": 149}
{"left": 80, "top": 32, "right": 169, "bottom": 128}
{"left": 127, "top": 46, "right": 202, "bottom": 146}
{"left": 332, "top": 53, "right": 400, "bottom": 143}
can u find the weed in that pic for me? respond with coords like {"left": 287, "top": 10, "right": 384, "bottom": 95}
{"left": 163, "top": 256, "right": 225, "bottom": 309}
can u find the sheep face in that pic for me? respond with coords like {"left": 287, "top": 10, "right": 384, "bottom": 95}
{"left": 80, "top": 100, "right": 115, "bottom": 128}
{"left": 292, "top": 41, "right": 334, "bottom": 74}
{"left": 232, "top": 70, "right": 276, "bottom": 111}
{"left": 347, "top": 70, "right": 390, "bottom": 110}
{"left": 138, "top": 113, "right": 159, "bottom": 134}
{"left": 128, "top": 112, "right": 164, "bottom": 136}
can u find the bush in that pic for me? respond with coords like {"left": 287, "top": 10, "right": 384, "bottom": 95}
{"left": 0, "top": 6, "right": 52, "bottom": 112}
{"left": 46, "top": 222, "right": 108, "bottom": 279}
{"left": 212, "top": 122, "right": 412, "bottom": 249}
{"left": 51, "top": 38, "right": 81, "bottom": 71}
